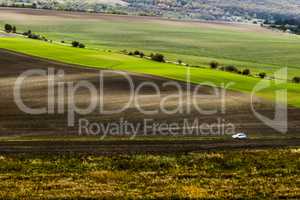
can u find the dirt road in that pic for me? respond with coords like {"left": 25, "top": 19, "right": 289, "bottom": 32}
{"left": 0, "top": 139, "right": 299, "bottom": 155}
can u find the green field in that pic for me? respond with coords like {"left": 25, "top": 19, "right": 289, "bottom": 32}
{"left": 1, "top": 9, "right": 300, "bottom": 107}
{"left": 1, "top": 37, "right": 300, "bottom": 107}
{"left": 0, "top": 148, "right": 299, "bottom": 199}
{"left": 1, "top": 9, "right": 300, "bottom": 77}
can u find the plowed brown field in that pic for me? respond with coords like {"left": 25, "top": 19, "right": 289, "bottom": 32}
{"left": 0, "top": 49, "right": 300, "bottom": 137}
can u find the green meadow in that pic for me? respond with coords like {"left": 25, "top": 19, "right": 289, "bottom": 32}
{"left": 0, "top": 37, "right": 300, "bottom": 107}
{"left": 1, "top": 10, "right": 300, "bottom": 107}
{"left": 1, "top": 10, "right": 300, "bottom": 77}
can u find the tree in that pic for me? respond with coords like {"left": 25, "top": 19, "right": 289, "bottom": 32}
{"left": 4, "top": 24, "right": 13, "bottom": 33}
{"left": 293, "top": 77, "right": 300, "bottom": 83}
{"left": 12, "top": 26, "right": 16, "bottom": 33}
{"left": 258, "top": 72, "right": 267, "bottom": 79}
{"left": 177, "top": 59, "right": 182, "bottom": 65}
{"left": 210, "top": 61, "right": 219, "bottom": 69}
{"left": 242, "top": 69, "right": 250, "bottom": 75}
{"left": 151, "top": 53, "right": 165, "bottom": 62}
{"left": 32, "top": 3, "right": 37, "bottom": 9}
{"left": 134, "top": 50, "right": 140, "bottom": 55}
{"left": 72, "top": 41, "right": 80, "bottom": 47}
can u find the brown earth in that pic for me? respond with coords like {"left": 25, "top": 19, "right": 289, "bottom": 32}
{"left": 0, "top": 7, "right": 277, "bottom": 34}
{"left": 0, "top": 139, "right": 299, "bottom": 155}
{"left": 0, "top": 49, "right": 300, "bottom": 137}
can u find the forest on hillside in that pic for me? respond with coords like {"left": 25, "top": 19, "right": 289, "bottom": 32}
{"left": 1, "top": 0, "right": 300, "bottom": 22}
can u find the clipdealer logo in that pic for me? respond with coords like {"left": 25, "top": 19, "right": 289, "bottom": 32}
{"left": 12, "top": 66, "right": 289, "bottom": 136}
{"left": 251, "top": 68, "right": 288, "bottom": 133}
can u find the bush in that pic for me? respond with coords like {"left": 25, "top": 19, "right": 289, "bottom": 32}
{"left": 134, "top": 50, "right": 140, "bottom": 55}
{"left": 258, "top": 72, "right": 267, "bottom": 79}
{"left": 151, "top": 53, "right": 165, "bottom": 62}
{"left": 78, "top": 43, "right": 85, "bottom": 48}
{"left": 28, "top": 33, "right": 40, "bottom": 40}
{"left": 71, "top": 41, "right": 85, "bottom": 48}
{"left": 128, "top": 52, "right": 133, "bottom": 56}
{"left": 177, "top": 60, "right": 182, "bottom": 65}
{"left": 293, "top": 77, "right": 300, "bottom": 83}
{"left": 224, "top": 65, "right": 239, "bottom": 73}
{"left": 139, "top": 52, "right": 145, "bottom": 58}
{"left": 210, "top": 61, "right": 219, "bottom": 69}
{"left": 61, "top": 41, "right": 65, "bottom": 43}
{"left": 23, "top": 30, "right": 32, "bottom": 36}
{"left": 24, "top": 30, "right": 47, "bottom": 41}
{"left": 242, "top": 69, "right": 251, "bottom": 75}
{"left": 72, "top": 41, "right": 80, "bottom": 47}
{"left": 4, "top": 24, "right": 13, "bottom": 33}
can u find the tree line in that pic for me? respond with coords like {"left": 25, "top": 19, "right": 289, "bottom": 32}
{"left": 263, "top": 18, "right": 300, "bottom": 35}
{"left": 126, "top": 50, "right": 165, "bottom": 63}
{"left": 126, "top": 49, "right": 300, "bottom": 83}
{"left": 210, "top": 61, "right": 300, "bottom": 83}
{"left": 3, "top": 24, "right": 85, "bottom": 49}
{"left": 209, "top": 61, "right": 267, "bottom": 79}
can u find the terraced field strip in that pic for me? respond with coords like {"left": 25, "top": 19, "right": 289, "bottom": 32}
{"left": 1, "top": 37, "right": 300, "bottom": 107}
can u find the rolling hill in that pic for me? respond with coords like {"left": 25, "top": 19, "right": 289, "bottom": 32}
{"left": 1, "top": 7, "right": 300, "bottom": 78}
{"left": 1, "top": 8, "right": 300, "bottom": 108}
{"left": 1, "top": 36, "right": 300, "bottom": 108}
{"left": 2, "top": 0, "right": 300, "bottom": 21}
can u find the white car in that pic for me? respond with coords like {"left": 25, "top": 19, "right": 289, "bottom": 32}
{"left": 232, "top": 133, "right": 248, "bottom": 139}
